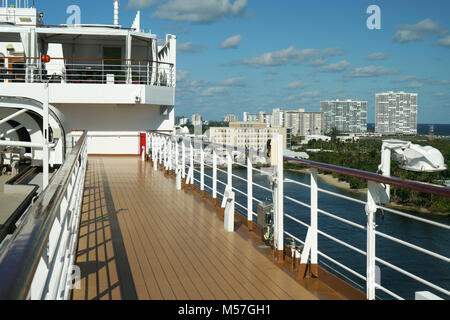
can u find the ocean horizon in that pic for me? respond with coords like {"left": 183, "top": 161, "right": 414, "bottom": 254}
{"left": 367, "top": 123, "right": 450, "bottom": 136}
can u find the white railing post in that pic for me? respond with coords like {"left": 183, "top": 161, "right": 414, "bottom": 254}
{"left": 366, "top": 181, "right": 378, "bottom": 300}
{"left": 247, "top": 154, "right": 253, "bottom": 228}
{"left": 186, "top": 137, "right": 193, "bottom": 187}
{"left": 273, "top": 133, "right": 284, "bottom": 261}
{"left": 310, "top": 168, "right": 319, "bottom": 277}
{"left": 153, "top": 134, "right": 157, "bottom": 171}
{"left": 169, "top": 137, "right": 173, "bottom": 171}
{"left": 227, "top": 148, "right": 232, "bottom": 189}
{"left": 156, "top": 136, "right": 161, "bottom": 166}
{"left": 182, "top": 137, "right": 186, "bottom": 179}
{"left": 200, "top": 140, "right": 205, "bottom": 193}
{"left": 175, "top": 136, "right": 179, "bottom": 171}
{"left": 164, "top": 137, "right": 168, "bottom": 170}
{"left": 213, "top": 147, "right": 217, "bottom": 200}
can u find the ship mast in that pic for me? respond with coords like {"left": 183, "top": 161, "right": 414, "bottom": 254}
{"left": 114, "top": 0, "right": 119, "bottom": 26}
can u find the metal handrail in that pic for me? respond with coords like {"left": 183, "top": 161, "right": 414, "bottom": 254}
{"left": 0, "top": 131, "right": 87, "bottom": 300}
{"left": 17, "top": 57, "right": 174, "bottom": 66}
{"left": 154, "top": 132, "right": 450, "bottom": 198}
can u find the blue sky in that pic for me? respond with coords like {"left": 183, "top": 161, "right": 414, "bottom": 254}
{"left": 39, "top": 0, "right": 450, "bottom": 123}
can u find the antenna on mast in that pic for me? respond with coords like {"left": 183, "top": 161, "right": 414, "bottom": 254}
{"left": 113, "top": 0, "right": 119, "bottom": 26}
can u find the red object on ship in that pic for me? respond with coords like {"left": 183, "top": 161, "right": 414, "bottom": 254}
{"left": 41, "top": 54, "right": 51, "bottom": 63}
{"left": 140, "top": 133, "right": 147, "bottom": 156}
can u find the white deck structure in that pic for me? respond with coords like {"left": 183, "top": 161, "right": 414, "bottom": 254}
{"left": 0, "top": 1, "right": 176, "bottom": 155}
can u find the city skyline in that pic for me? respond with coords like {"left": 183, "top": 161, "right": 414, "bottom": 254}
{"left": 41, "top": 0, "right": 450, "bottom": 123}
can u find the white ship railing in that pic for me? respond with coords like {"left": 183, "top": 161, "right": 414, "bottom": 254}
{"left": 148, "top": 131, "right": 450, "bottom": 301}
{"left": 0, "top": 58, "right": 175, "bottom": 87}
{"left": 0, "top": 131, "right": 88, "bottom": 300}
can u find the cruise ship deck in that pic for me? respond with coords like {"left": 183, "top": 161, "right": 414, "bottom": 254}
{"left": 71, "top": 156, "right": 343, "bottom": 300}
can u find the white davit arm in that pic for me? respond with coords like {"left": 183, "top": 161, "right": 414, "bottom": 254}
{"left": 376, "top": 139, "right": 447, "bottom": 204}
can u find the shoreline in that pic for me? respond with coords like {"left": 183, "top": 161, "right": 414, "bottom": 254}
{"left": 287, "top": 168, "right": 449, "bottom": 217}
{"left": 288, "top": 168, "right": 367, "bottom": 195}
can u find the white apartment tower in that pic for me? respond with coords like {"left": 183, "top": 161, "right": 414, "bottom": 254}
{"left": 320, "top": 100, "right": 367, "bottom": 133}
{"left": 375, "top": 91, "right": 418, "bottom": 135}
{"left": 192, "top": 114, "right": 203, "bottom": 126}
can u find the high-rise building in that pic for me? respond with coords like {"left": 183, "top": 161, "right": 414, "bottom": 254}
{"left": 297, "top": 112, "right": 323, "bottom": 136}
{"left": 320, "top": 100, "right": 367, "bottom": 133}
{"left": 283, "top": 108, "right": 322, "bottom": 136}
{"left": 192, "top": 114, "right": 203, "bottom": 126}
{"left": 224, "top": 114, "right": 239, "bottom": 122}
{"left": 247, "top": 113, "right": 259, "bottom": 122}
{"left": 272, "top": 108, "right": 285, "bottom": 127}
{"left": 175, "top": 116, "right": 189, "bottom": 126}
{"left": 375, "top": 91, "right": 418, "bottom": 135}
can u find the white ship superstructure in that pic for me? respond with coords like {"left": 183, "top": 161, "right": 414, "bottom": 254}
{"left": 0, "top": 0, "right": 176, "bottom": 158}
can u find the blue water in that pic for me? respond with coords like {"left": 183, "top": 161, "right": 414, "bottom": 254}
{"left": 368, "top": 123, "right": 450, "bottom": 136}
{"left": 193, "top": 167, "right": 450, "bottom": 300}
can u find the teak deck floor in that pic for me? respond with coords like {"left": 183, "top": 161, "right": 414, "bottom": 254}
{"left": 71, "top": 156, "right": 320, "bottom": 300}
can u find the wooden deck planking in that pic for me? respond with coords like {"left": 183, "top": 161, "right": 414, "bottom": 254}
{"left": 71, "top": 156, "right": 318, "bottom": 300}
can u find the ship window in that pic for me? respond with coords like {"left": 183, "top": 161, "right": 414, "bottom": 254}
{"left": 103, "top": 47, "right": 123, "bottom": 82}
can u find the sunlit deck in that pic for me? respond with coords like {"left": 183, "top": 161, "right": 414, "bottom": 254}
{"left": 71, "top": 156, "right": 341, "bottom": 300}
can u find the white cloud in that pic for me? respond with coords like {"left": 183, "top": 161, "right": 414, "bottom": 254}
{"left": 348, "top": 66, "right": 398, "bottom": 78}
{"left": 320, "top": 48, "right": 345, "bottom": 57}
{"left": 396, "top": 18, "right": 442, "bottom": 33}
{"left": 237, "top": 46, "right": 345, "bottom": 67}
{"left": 393, "top": 18, "right": 445, "bottom": 43}
{"left": 201, "top": 86, "right": 231, "bottom": 96}
{"left": 366, "top": 52, "right": 389, "bottom": 60}
{"left": 299, "top": 91, "right": 321, "bottom": 97}
{"left": 393, "top": 30, "right": 426, "bottom": 43}
{"left": 220, "top": 34, "right": 243, "bottom": 49}
{"left": 220, "top": 77, "right": 246, "bottom": 86}
{"left": 153, "top": 0, "right": 248, "bottom": 24}
{"left": 406, "top": 82, "right": 424, "bottom": 88}
{"left": 392, "top": 76, "right": 417, "bottom": 83}
{"left": 308, "top": 59, "right": 327, "bottom": 67}
{"left": 177, "top": 41, "right": 206, "bottom": 53}
{"left": 127, "top": 0, "right": 162, "bottom": 8}
{"left": 318, "top": 60, "right": 350, "bottom": 73}
{"left": 436, "top": 35, "right": 450, "bottom": 47}
{"left": 284, "top": 81, "right": 309, "bottom": 89}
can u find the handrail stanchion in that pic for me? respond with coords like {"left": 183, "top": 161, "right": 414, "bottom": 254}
{"left": 200, "top": 139, "right": 205, "bottom": 195}
{"left": 175, "top": 136, "right": 179, "bottom": 172}
{"left": 153, "top": 134, "right": 157, "bottom": 171}
{"left": 247, "top": 153, "right": 253, "bottom": 230}
{"left": 366, "top": 181, "right": 378, "bottom": 300}
{"left": 213, "top": 147, "right": 217, "bottom": 202}
{"left": 168, "top": 137, "right": 173, "bottom": 172}
{"left": 190, "top": 137, "right": 194, "bottom": 186}
{"left": 182, "top": 137, "right": 186, "bottom": 180}
{"left": 227, "top": 148, "right": 232, "bottom": 189}
{"left": 310, "top": 168, "right": 319, "bottom": 277}
{"left": 273, "top": 134, "right": 284, "bottom": 262}
{"left": 164, "top": 137, "right": 168, "bottom": 172}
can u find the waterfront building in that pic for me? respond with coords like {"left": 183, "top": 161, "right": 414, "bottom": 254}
{"left": 208, "top": 122, "right": 289, "bottom": 151}
{"left": 320, "top": 99, "right": 367, "bottom": 133}
{"left": 375, "top": 91, "right": 418, "bottom": 135}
